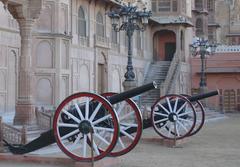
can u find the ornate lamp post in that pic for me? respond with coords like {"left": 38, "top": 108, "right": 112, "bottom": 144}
{"left": 108, "top": 3, "right": 151, "bottom": 90}
{"left": 190, "top": 37, "right": 217, "bottom": 94}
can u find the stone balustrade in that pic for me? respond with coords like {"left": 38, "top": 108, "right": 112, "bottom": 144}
{"left": 0, "top": 116, "right": 27, "bottom": 145}
{"left": 215, "top": 45, "right": 240, "bottom": 53}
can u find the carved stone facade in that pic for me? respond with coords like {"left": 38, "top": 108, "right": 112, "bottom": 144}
{"left": 1, "top": 0, "right": 238, "bottom": 124}
{"left": 0, "top": 0, "right": 155, "bottom": 125}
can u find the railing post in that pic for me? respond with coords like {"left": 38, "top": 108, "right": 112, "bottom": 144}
{"left": 21, "top": 125, "right": 27, "bottom": 145}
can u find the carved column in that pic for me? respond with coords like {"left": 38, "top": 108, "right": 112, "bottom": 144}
{"left": 6, "top": 0, "right": 43, "bottom": 125}
{"left": 14, "top": 19, "right": 36, "bottom": 125}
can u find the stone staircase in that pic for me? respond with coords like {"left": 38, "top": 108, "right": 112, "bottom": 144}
{"left": 141, "top": 61, "right": 171, "bottom": 107}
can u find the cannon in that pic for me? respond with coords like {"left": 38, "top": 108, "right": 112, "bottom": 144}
{"left": 150, "top": 90, "right": 218, "bottom": 140}
{"left": 4, "top": 81, "right": 219, "bottom": 162}
{"left": 5, "top": 82, "right": 157, "bottom": 161}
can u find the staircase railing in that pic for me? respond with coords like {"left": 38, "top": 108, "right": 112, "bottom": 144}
{"left": 0, "top": 116, "right": 27, "bottom": 145}
{"left": 36, "top": 107, "right": 54, "bottom": 130}
{"left": 160, "top": 54, "right": 180, "bottom": 95}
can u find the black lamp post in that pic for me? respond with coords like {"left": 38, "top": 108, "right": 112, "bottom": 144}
{"left": 190, "top": 37, "right": 217, "bottom": 94}
{"left": 108, "top": 3, "right": 151, "bottom": 83}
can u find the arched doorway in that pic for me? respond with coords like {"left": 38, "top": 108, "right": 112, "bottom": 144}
{"left": 153, "top": 30, "right": 176, "bottom": 61}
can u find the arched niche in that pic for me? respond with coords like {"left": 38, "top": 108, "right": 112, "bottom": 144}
{"left": 36, "top": 41, "right": 53, "bottom": 68}
{"left": 36, "top": 78, "right": 53, "bottom": 106}
{"left": 7, "top": 50, "right": 17, "bottom": 112}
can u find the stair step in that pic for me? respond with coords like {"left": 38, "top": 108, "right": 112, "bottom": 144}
{"left": 141, "top": 61, "right": 171, "bottom": 107}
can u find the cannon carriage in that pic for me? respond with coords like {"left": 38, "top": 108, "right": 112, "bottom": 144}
{"left": 4, "top": 81, "right": 219, "bottom": 162}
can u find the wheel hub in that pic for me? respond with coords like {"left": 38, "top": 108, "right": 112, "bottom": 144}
{"left": 79, "top": 120, "right": 92, "bottom": 134}
{"left": 168, "top": 113, "right": 178, "bottom": 122}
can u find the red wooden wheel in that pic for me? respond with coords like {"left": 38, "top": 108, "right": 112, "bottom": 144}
{"left": 181, "top": 94, "right": 205, "bottom": 137}
{"left": 151, "top": 94, "right": 196, "bottom": 140}
{"left": 53, "top": 92, "right": 119, "bottom": 161}
{"left": 101, "top": 92, "right": 143, "bottom": 157}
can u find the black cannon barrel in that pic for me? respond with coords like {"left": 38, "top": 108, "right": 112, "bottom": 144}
{"left": 188, "top": 90, "right": 219, "bottom": 102}
{"left": 108, "top": 81, "right": 157, "bottom": 104}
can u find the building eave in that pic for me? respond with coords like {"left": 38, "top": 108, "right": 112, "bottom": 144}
{"left": 208, "top": 23, "right": 221, "bottom": 28}
{"left": 149, "top": 16, "right": 194, "bottom": 27}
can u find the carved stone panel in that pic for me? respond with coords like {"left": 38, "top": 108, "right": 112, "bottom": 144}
{"left": 60, "top": 3, "right": 68, "bottom": 34}
{"left": 60, "top": 75, "right": 69, "bottom": 101}
{"left": 79, "top": 64, "right": 90, "bottom": 92}
{"left": 36, "top": 77, "right": 53, "bottom": 106}
{"left": 0, "top": 45, "right": 7, "bottom": 67}
{"left": 61, "top": 40, "right": 69, "bottom": 69}
{"left": 0, "top": 93, "right": 6, "bottom": 113}
{"left": 0, "top": 70, "right": 6, "bottom": 113}
{"left": 36, "top": 40, "right": 53, "bottom": 68}
{"left": 36, "top": 2, "right": 54, "bottom": 32}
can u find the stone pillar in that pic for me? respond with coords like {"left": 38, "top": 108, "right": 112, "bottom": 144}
{"left": 14, "top": 19, "right": 36, "bottom": 125}
{"left": 6, "top": 0, "right": 43, "bottom": 125}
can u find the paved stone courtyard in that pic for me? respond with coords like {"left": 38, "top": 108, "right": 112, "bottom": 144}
{"left": 0, "top": 113, "right": 239, "bottom": 167}
{"left": 119, "top": 114, "right": 240, "bottom": 167}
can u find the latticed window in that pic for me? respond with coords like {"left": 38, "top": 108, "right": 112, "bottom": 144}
{"left": 158, "top": 0, "right": 171, "bottom": 12}
{"left": 195, "top": 0, "right": 203, "bottom": 10}
{"left": 96, "top": 12, "right": 104, "bottom": 37}
{"left": 207, "top": 0, "right": 214, "bottom": 12}
{"left": 196, "top": 18, "right": 203, "bottom": 37}
{"left": 155, "top": 0, "right": 178, "bottom": 12}
{"left": 78, "top": 6, "right": 86, "bottom": 37}
{"left": 152, "top": 0, "right": 157, "bottom": 12}
{"left": 172, "top": 0, "right": 177, "bottom": 12}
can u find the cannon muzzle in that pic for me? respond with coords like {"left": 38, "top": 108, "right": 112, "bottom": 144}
{"left": 188, "top": 90, "right": 219, "bottom": 102}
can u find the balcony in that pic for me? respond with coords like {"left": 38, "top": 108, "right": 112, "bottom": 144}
{"left": 94, "top": 35, "right": 109, "bottom": 48}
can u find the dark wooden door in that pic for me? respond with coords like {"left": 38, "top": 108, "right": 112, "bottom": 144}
{"left": 165, "top": 42, "right": 176, "bottom": 61}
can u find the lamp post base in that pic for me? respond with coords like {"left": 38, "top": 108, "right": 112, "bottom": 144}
{"left": 122, "top": 80, "right": 137, "bottom": 91}
{"left": 199, "top": 86, "right": 208, "bottom": 107}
